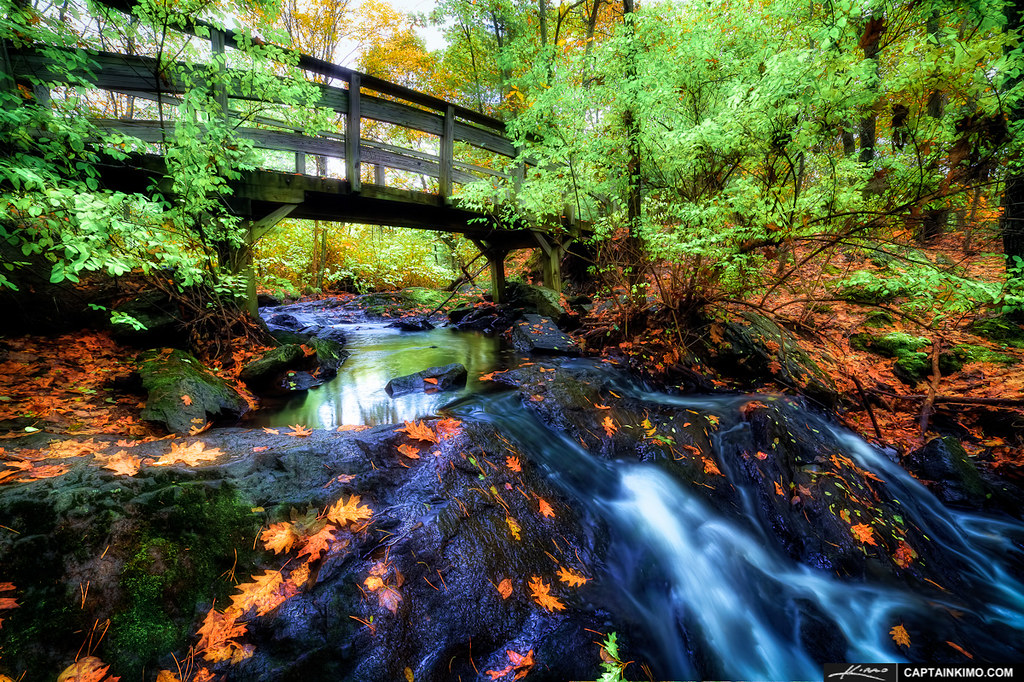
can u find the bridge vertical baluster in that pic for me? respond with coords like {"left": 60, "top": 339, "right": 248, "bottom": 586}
{"left": 346, "top": 73, "right": 361, "bottom": 193}
{"left": 209, "top": 28, "right": 228, "bottom": 115}
{"left": 439, "top": 104, "right": 454, "bottom": 200}
{"left": 295, "top": 152, "right": 306, "bottom": 175}
{"left": 374, "top": 163, "right": 385, "bottom": 186}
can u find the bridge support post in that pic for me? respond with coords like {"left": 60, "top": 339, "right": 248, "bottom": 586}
{"left": 221, "top": 204, "right": 299, "bottom": 318}
{"left": 532, "top": 232, "right": 565, "bottom": 293}
{"left": 471, "top": 239, "right": 508, "bottom": 304}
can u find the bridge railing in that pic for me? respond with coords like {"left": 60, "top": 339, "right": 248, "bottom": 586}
{"left": 6, "top": 7, "right": 521, "bottom": 206}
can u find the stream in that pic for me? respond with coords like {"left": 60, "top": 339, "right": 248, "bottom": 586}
{"left": 259, "top": 322, "right": 1024, "bottom": 678}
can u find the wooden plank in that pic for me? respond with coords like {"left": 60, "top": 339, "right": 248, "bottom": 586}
{"left": 454, "top": 121, "right": 516, "bottom": 158}
{"left": 360, "top": 93, "right": 442, "bottom": 136}
{"left": 346, "top": 73, "right": 361, "bottom": 193}
{"left": 250, "top": 203, "right": 299, "bottom": 241}
{"left": 439, "top": 104, "right": 454, "bottom": 199}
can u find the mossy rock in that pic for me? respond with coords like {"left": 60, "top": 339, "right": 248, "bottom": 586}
{"left": 306, "top": 336, "right": 348, "bottom": 374}
{"left": 239, "top": 344, "right": 305, "bottom": 385}
{"left": 971, "top": 316, "right": 1024, "bottom": 348}
{"left": 862, "top": 311, "right": 894, "bottom": 328}
{"left": 836, "top": 270, "right": 910, "bottom": 304}
{"left": 850, "top": 332, "right": 932, "bottom": 384}
{"left": 138, "top": 349, "right": 249, "bottom": 433}
{"left": 401, "top": 287, "right": 450, "bottom": 308}
{"left": 506, "top": 281, "right": 566, "bottom": 321}
{"left": 904, "top": 436, "right": 987, "bottom": 507}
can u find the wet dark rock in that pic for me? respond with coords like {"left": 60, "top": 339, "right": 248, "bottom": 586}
{"left": 138, "top": 349, "right": 249, "bottom": 433}
{"left": 707, "top": 311, "right": 837, "bottom": 405}
{"left": 510, "top": 314, "right": 579, "bottom": 355}
{"left": 389, "top": 318, "right": 435, "bottom": 331}
{"left": 239, "top": 344, "right": 305, "bottom": 387}
{"left": 257, "top": 293, "right": 283, "bottom": 307}
{"left": 448, "top": 303, "right": 515, "bottom": 334}
{"left": 385, "top": 363, "right": 467, "bottom": 397}
{"left": 904, "top": 436, "right": 987, "bottom": 507}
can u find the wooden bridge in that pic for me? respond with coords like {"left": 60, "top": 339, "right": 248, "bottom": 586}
{"left": 4, "top": 6, "right": 580, "bottom": 311}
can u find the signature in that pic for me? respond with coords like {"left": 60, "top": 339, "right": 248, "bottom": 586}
{"left": 827, "top": 664, "right": 892, "bottom": 681}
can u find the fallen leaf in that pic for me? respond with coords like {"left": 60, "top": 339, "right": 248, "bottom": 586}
{"left": 839, "top": 509, "right": 852, "bottom": 524}
{"left": 774, "top": 480, "right": 785, "bottom": 496}
{"left": 423, "top": 377, "right": 439, "bottom": 385}
{"left": 946, "top": 641, "right": 973, "bottom": 659}
{"left": 530, "top": 394, "right": 544, "bottom": 402}
{"left": 156, "top": 671, "right": 182, "bottom": 682}
{"left": 556, "top": 566, "right": 587, "bottom": 587}
{"left": 496, "top": 578, "right": 513, "bottom": 599}
{"left": 602, "top": 416, "right": 617, "bottom": 437}
{"left": 593, "top": 403, "right": 611, "bottom": 410}
{"left": 397, "top": 443, "right": 421, "bottom": 459}
{"left": 253, "top": 446, "right": 268, "bottom": 452}
{"left": 702, "top": 457, "right": 723, "bottom": 476}
{"left": 506, "top": 516, "right": 521, "bottom": 540}
{"left": 56, "top": 656, "right": 119, "bottom": 682}
{"left": 890, "top": 623, "right": 911, "bottom": 648}
{"left": 506, "top": 456, "right": 522, "bottom": 472}
{"left": 537, "top": 498, "right": 555, "bottom": 518}
{"left": 508, "top": 649, "right": 534, "bottom": 679}
{"left": 337, "top": 424, "right": 370, "bottom": 431}
{"left": 485, "top": 664, "right": 514, "bottom": 680}
{"left": 101, "top": 451, "right": 142, "bottom": 476}
{"left": 435, "top": 417, "right": 462, "bottom": 440}
{"left": 297, "top": 525, "right": 338, "bottom": 562}
{"left": 24, "top": 463, "right": 70, "bottom": 480}
{"left": 396, "top": 421, "right": 437, "bottom": 443}
{"left": 263, "top": 427, "right": 280, "bottom": 435}
{"left": 197, "top": 606, "right": 250, "bottom": 663}
{"left": 152, "top": 440, "right": 223, "bottom": 467}
{"left": 325, "top": 494, "right": 373, "bottom": 528}
{"left": 893, "top": 541, "right": 918, "bottom": 568}
{"left": 378, "top": 585, "right": 402, "bottom": 613}
{"left": 850, "top": 523, "right": 878, "bottom": 546}
{"left": 181, "top": 394, "right": 192, "bottom": 406}
{"left": 287, "top": 424, "right": 313, "bottom": 437}
{"left": 755, "top": 451, "right": 769, "bottom": 460}
{"left": 229, "top": 570, "right": 287, "bottom": 616}
{"left": 527, "top": 575, "right": 565, "bottom": 612}
{"left": 261, "top": 522, "right": 299, "bottom": 555}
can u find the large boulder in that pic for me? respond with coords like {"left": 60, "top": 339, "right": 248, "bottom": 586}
{"left": 138, "top": 349, "right": 249, "bottom": 433}
{"left": 385, "top": 363, "right": 468, "bottom": 397}
{"left": 507, "top": 281, "right": 565, "bottom": 321}
{"left": 510, "top": 314, "right": 580, "bottom": 355}
{"left": 903, "top": 436, "right": 986, "bottom": 507}
{"left": 109, "top": 291, "right": 185, "bottom": 347}
{"left": 239, "top": 344, "right": 305, "bottom": 387}
{"left": 706, "top": 311, "right": 837, "bottom": 405}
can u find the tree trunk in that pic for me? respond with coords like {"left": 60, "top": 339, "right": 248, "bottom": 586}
{"left": 622, "top": 0, "right": 644, "bottom": 298}
{"left": 1003, "top": 1, "right": 1024, "bottom": 275}
{"left": 857, "top": 12, "right": 884, "bottom": 164}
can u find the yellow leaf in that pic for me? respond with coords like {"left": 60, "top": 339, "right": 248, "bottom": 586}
{"left": 602, "top": 416, "right": 617, "bottom": 437}
{"left": 152, "top": 440, "right": 223, "bottom": 467}
{"left": 261, "top": 522, "right": 299, "bottom": 554}
{"left": 527, "top": 575, "right": 565, "bottom": 612}
{"left": 181, "top": 394, "right": 192, "bottom": 406}
{"left": 506, "top": 516, "right": 521, "bottom": 540}
{"left": 556, "top": 566, "right": 587, "bottom": 587}
{"left": 228, "top": 570, "right": 287, "bottom": 616}
{"left": 287, "top": 424, "right": 313, "bottom": 437}
{"left": 325, "top": 494, "right": 373, "bottom": 528}
{"left": 890, "top": 623, "right": 911, "bottom": 648}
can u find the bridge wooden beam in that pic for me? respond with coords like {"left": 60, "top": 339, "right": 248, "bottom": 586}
{"left": 532, "top": 231, "right": 566, "bottom": 294}
{"left": 346, "top": 73, "right": 361, "bottom": 193}
{"left": 439, "top": 104, "right": 454, "bottom": 200}
{"left": 471, "top": 239, "right": 508, "bottom": 304}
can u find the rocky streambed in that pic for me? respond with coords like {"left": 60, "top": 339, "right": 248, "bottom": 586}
{"left": 2, "top": 292, "right": 1023, "bottom": 681}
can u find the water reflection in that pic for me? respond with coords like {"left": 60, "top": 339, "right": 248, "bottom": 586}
{"left": 252, "top": 323, "right": 516, "bottom": 428}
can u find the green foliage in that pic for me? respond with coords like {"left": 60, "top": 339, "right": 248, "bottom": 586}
{"left": 596, "top": 631, "right": 629, "bottom": 682}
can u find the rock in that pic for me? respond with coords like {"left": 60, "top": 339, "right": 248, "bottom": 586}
{"left": 904, "top": 436, "right": 987, "bottom": 507}
{"left": 448, "top": 303, "right": 516, "bottom": 334}
{"left": 305, "top": 336, "right": 348, "bottom": 377}
{"left": 507, "top": 281, "right": 565, "bottom": 320}
{"left": 138, "top": 349, "right": 249, "bottom": 433}
{"left": 510, "top": 314, "right": 579, "bottom": 355}
{"left": 239, "top": 344, "right": 305, "bottom": 386}
{"left": 389, "top": 318, "right": 435, "bottom": 331}
{"left": 110, "top": 291, "right": 185, "bottom": 347}
{"left": 850, "top": 332, "right": 932, "bottom": 384}
{"left": 385, "top": 363, "right": 468, "bottom": 397}
{"left": 707, "top": 312, "right": 836, "bottom": 404}
{"left": 257, "top": 293, "right": 282, "bottom": 307}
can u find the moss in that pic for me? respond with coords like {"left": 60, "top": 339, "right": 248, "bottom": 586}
{"left": 851, "top": 332, "right": 932, "bottom": 383}
{"left": 970, "top": 317, "right": 1024, "bottom": 348}
{"left": 862, "top": 311, "right": 894, "bottom": 328}
{"left": 105, "top": 482, "right": 260, "bottom": 677}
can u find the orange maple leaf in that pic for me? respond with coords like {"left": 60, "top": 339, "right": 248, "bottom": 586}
{"left": 297, "top": 526, "right": 339, "bottom": 562}
{"left": 263, "top": 427, "right": 280, "bottom": 435}
{"left": 423, "top": 377, "right": 439, "bottom": 385}
{"left": 774, "top": 480, "right": 785, "bottom": 496}
{"left": 396, "top": 421, "right": 437, "bottom": 443}
{"left": 602, "top": 416, "right": 617, "bottom": 437}
{"left": 496, "top": 578, "right": 513, "bottom": 599}
{"left": 397, "top": 443, "right": 421, "bottom": 459}
{"left": 101, "top": 451, "right": 142, "bottom": 477}
{"left": 507, "top": 649, "right": 534, "bottom": 679}
{"left": 556, "top": 567, "right": 587, "bottom": 587}
{"left": 24, "top": 463, "right": 70, "bottom": 480}
{"left": 890, "top": 623, "right": 911, "bottom": 648}
{"left": 181, "top": 394, "right": 192, "bottom": 406}
{"left": 486, "top": 665, "right": 514, "bottom": 680}
{"left": 153, "top": 440, "right": 223, "bottom": 467}
{"left": 435, "top": 417, "right": 462, "bottom": 440}
{"left": 506, "top": 456, "right": 522, "bottom": 472}
{"left": 261, "top": 522, "right": 299, "bottom": 555}
{"left": 197, "top": 606, "right": 251, "bottom": 663}
{"left": 287, "top": 424, "right": 313, "bottom": 437}
{"left": 527, "top": 575, "right": 565, "bottom": 612}
{"left": 325, "top": 494, "right": 373, "bottom": 528}
{"left": 850, "top": 523, "right": 878, "bottom": 546}
{"left": 537, "top": 498, "right": 555, "bottom": 518}
{"left": 702, "top": 457, "right": 723, "bottom": 476}
{"left": 229, "top": 570, "right": 287, "bottom": 616}
{"left": 593, "top": 403, "right": 611, "bottom": 410}
{"left": 155, "top": 670, "right": 182, "bottom": 682}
